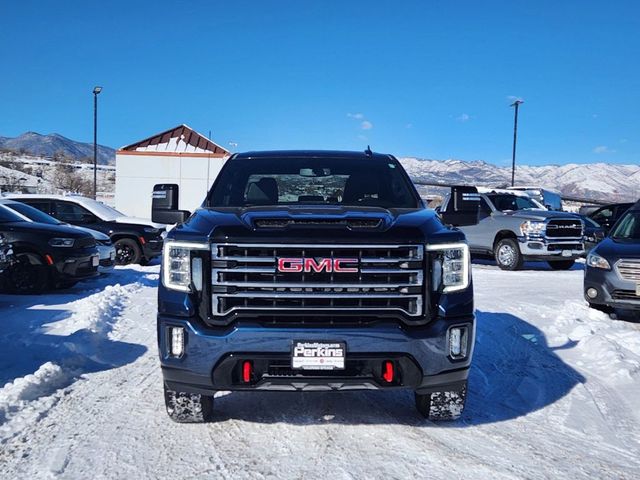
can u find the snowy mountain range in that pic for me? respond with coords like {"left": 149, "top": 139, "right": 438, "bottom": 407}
{"left": 0, "top": 132, "right": 115, "bottom": 165}
{"left": 400, "top": 157, "right": 640, "bottom": 202}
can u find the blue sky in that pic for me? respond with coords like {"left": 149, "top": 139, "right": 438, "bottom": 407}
{"left": 1, "top": 0, "right": 638, "bottom": 166}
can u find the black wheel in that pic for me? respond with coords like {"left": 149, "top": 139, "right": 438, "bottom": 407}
{"left": 6, "top": 253, "right": 51, "bottom": 294}
{"left": 494, "top": 238, "right": 523, "bottom": 271}
{"left": 415, "top": 383, "right": 467, "bottom": 421}
{"left": 114, "top": 238, "right": 142, "bottom": 265}
{"left": 164, "top": 383, "right": 214, "bottom": 423}
{"left": 548, "top": 260, "right": 575, "bottom": 270}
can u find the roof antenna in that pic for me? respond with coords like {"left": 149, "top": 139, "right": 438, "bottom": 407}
{"left": 364, "top": 145, "right": 373, "bottom": 156}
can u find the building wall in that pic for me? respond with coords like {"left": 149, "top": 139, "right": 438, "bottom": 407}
{"left": 115, "top": 153, "right": 227, "bottom": 219}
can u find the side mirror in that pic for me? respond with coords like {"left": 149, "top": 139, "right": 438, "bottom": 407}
{"left": 152, "top": 209, "right": 191, "bottom": 224}
{"left": 440, "top": 186, "right": 480, "bottom": 227}
{"left": 152, "top": 183, "right": 191, "bottom": 224}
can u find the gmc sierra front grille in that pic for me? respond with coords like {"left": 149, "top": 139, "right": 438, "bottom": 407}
{"left": 616, "top": 259, "right": 640, "bottom": 281}
{"left": 211, "top": 243, "right": 424, "bottom": 318}
{"left": 545, "top": 219, "right": 583, "bottom": 238}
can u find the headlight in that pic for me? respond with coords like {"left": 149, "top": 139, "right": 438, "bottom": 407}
{"left": 520, "top": 221, "right": 545, "bottom": 236}
{"left": 426, "top": 243, "right": 470, "bottom": 293}
{"left": 48, "top": 238, "right": 75, "bottom": 248}
{"left": 162, "top": 240, "right": 209, "bottom": 291}
{"left": 586, "top": 252, "right": 611, "bottom": 270}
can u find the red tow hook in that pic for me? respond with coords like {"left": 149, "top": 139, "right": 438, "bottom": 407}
{"left": 242, "top": 360, "right": 253, "bottom": 383}
{"left": 382, "top": 360, "right": 394, "bottom": 383}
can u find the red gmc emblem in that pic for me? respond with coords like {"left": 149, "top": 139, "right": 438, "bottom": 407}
{"left": 277, "top": 258, "right": 358, "bottom": 273}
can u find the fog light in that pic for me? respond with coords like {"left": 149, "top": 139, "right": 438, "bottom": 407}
{"left": 449, "top": 326, "right": 468, "bottom": 359}
{"left": 587, "top": 288, "right": 598, "bottom": 299}
{"left": 169, "top": 327, "right": 184, "bottom": 357}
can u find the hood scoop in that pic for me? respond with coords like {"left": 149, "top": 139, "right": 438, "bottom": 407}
{"left": 253, "top": 217, "right": 383, "bottom": 230}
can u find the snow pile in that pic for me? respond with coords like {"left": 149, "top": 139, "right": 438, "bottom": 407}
{"left": 544, "top": 301, "right": 640, "bottom": 382}
{"left": 0, "top": 274, "right": 147, "bottom": 444}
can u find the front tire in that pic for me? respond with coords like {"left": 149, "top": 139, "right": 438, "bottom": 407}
{"left": 6, "top": 253, "right": 51, "bottom": 294}
{"left": 114, "top": 238, "right": 142, "bottom": 265}
{"left": 494, "top": 238, "right": 523, "bottom": 271}
{"left": 164, "top": 383, "right": 214, "bottom": 423}
{"left": 415, "top": 383, "right": 467, "bottom": 421}
{"left": 548, "top": 260, "right": 575, "bottom": 270}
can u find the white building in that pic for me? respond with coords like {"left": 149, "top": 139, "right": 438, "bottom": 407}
{"left": 115, "top": 125, "right": 230, "bottom": 219}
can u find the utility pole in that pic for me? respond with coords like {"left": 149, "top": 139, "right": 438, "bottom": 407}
{"left": 93, "top": 86, "right": 103, "bottom": 199}
{"left": 510, "top": 99, "right": 523, "bottom": 187}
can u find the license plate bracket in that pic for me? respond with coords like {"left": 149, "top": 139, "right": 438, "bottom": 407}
{"left": 291, "top": 341, "right": 346, "bottom": 370}
{"left": 561, "top": 250, "right": 572, "bottom": 257}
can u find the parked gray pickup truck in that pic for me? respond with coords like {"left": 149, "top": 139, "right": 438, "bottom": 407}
{"left": 441, "top": 189, "right": 584, "bottom": 270}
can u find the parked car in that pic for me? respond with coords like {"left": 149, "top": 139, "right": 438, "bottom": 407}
{"left": 586, "top": 202, "right": 634, "bottom": 234}
{"left": 0, "top": 232, "right": 14, "bottom": 271}
{"left": 507, "top": 186, "right": 563, "bottom": 211}
{"left": 580, "top": 215, "right": 606, "bottom": 253}
{"left": 0, "top": 199, "right": 116, "bottom": 274}
{"left": 441, "top": 188, "right": 584, "bottom": 270}
{"left": 7, "top": 194, "right": 165, "bottom": 265}
{"left": 0, "top": 206, "right": 100, "bottom": 293}
{"left": 155, "top": 150, "right": 479, "bottom": 422}
{"left": 584, "top": 200, "right": 640, "bottom": 316}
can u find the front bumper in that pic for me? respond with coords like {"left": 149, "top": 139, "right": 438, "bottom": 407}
{"left": 51, "top": 249, "right": 100, "bottom": 281}
{"left": 97, "top": 244, "right": 116, "bottom": 273}
{"left": 518, "top": 235, "right": 584, "bottom": 259}
{"left": 158, "top": 316, "right": 474, "bottom": 395}
{"left": 584, "top": 267, "right": 640, "bottom": 310}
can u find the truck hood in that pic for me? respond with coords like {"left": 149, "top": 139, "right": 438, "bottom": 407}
{"left": 500, "top": 209, "right": 580, "bottom": 222}
{"left": 170, "top": 206, "right": 463, "bottom": 245}
{"left": 114, "top": 216, "right": 165, "bottom": 229}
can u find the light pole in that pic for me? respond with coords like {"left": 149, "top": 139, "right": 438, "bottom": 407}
{"left": 510, "top": 99, "right": 523, "bottom": 187}
{"left": 93, "top": 86, "right": 103, "bottom": 199}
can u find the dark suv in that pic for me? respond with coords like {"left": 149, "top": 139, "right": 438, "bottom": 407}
{"left": 155, "top": 150, "right": 479, "bottom": 422}
{"left": 8, "top": 194, "right": 165, "bottom": 265}
{"left": 585, "top": 200, "right": 640, "bottom": 316}
{"left": 0, "top": 206, "right": 100, "bottom": 293}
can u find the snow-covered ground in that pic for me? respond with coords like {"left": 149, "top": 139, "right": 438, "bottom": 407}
{"left": 0, "top": 262, "right": 639, "bottom": 479}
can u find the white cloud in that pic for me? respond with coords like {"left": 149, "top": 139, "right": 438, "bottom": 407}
{"left": 360, "top": 120, "right": 373, "bottom": 130}
{"left": 347, "top": 113, "right": 364, "bottom": 120}
{"left": 456, "top": 113, "right": 471, "bottom": 122}
{"left": 593, "top": 145, "right": 616, "bottom": 154}
{"left": 507, "top": 95, "right": 524, "bottom": 103}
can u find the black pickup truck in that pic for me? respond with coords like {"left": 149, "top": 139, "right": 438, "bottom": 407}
{"left": 153, "top": 150, "right": 480, "bottom": 422}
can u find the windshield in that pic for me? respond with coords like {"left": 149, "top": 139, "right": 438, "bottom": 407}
{"left": 80, "top": 199, "right": 125, "bottom": 221}
{"left": 610, "top": 211, "right": 640, "bottom": 241}
{"left": 0, "top": 205, "right": 26, "bottom": 223}
{"left": 6, "top": 202, "right": 62, "bottom": 225}
{"left": 486, "top": 194, "right": 540, "bottom": 212}
{"left": 208, "top": 157, "right": 420, "bottom": 208}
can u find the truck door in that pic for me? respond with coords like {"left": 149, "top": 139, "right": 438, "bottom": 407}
{"left": 461, "top": 196, "right": 494, "bottom": 251}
